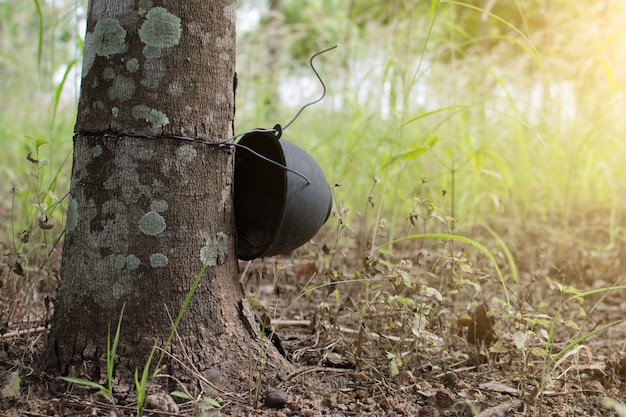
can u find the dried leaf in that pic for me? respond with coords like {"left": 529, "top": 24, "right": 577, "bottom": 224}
{"left": 489, "top": 341, "right": 510, "bottom": 354}
{"left": 1, "top": 371, "right": 20, "bottom": 399}
{"left": 478, "top": 381, "right": 521, "bottom": 396}
{"left": 13, "top": 262, "right": 24, "bottom": 277}
{"left": 512, "top": 331, "right": 528, "bottom": 350}
{"left": 458, "top": 261, "right": 473, "bottom": 274}
{"left": 530, "top": 347, "right": 546, "bottom": 358}
{"left": 19, "top": 231, "right": 29, "bottom": 244}
{"left": 38, "top": 219, "right": 54, "bottom": 230}
{"left": 466, "top": 302, "right": 496, "bottom": 346}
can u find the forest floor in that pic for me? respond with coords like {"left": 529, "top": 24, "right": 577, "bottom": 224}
{"left": 3, "top": 216, "right": 626, "bottom": 416}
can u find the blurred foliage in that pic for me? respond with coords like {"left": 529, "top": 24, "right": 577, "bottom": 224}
{"left": 1, "top": 0, "right": 625, "bottom": 237}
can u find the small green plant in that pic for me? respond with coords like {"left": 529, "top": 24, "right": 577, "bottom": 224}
{"left": 380, "top": 232, "right": 512, "bottom": 306}
{"left": 60, "top": 304, "right": 125, "bottom": 404}
{"left": 538, "top": 286, "right": 626, "bottom": 397}
{"left": 603, "top": 398, "right": 626, "bottom": 417}
{"left": 135, "top": 343, "right": 156, "bottom": 417}
{"left": 171, "top": 390, "right": 221, "bottom": 408}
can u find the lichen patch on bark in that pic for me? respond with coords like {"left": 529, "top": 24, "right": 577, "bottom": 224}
{"left": 138, "top": 7, "right": 182, "bottom": 49}
{"left": 200, "top": 232, "right": 229, "bottom": 266}
{"left": 131, "top": 105, "right": 169, "bottom": 133}
{"left": 175, "top": 144, "right": 197, "bottom": 161}
{"left": 150, "top": 253, "right": 169, "bottom": 267}
{"left": 93, "top": 18, "right": 126, "bottom": 58}
{"left": 139, "top": 210, "right": 166, "bottom": 236}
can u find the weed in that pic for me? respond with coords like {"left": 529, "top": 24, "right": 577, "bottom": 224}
{"left": 60, "top": 304, "right": 125, "bottom": 404}
{"left": 171, "top": 389, "right": 221, "bottom": 410}
{"left": 134, "top": 343, "right": 156, "bottom": 417}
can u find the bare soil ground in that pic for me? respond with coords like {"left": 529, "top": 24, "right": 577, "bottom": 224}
{"left": 3, "top": 217, "right": 626, "bottom": 416}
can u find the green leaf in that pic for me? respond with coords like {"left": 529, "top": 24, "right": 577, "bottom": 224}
{"left": 51, "top": 59, "right": 77, "bottom": 132}
{"left": 33, "top": 0, "right": 43, "bottom": 69}
{"left": 170, "top": 390, "right": 192, "bottom": 400}
{"left": 202, "top": 396, "right": 221, "bottom": 407}
{"left": 562, "top": 320, "right": 580, "bottom": 331}
{"left": 429, "top": 0, "right": 440, "bottom": 20}
{"left": 25, "top": 135, "right": 48, "bottom": 148}
{"left": 458, "top": 261, "right": 473, "bottom": 274}
{"left": 384, "top": 146, "right": 430, "bottom": 168}
{"left": 59, "top": 376, "right": 107, "bottom": 391}
{"left": 60, "top": 376, "right": 114, "bottom": 403}
{"left": 472, "top": 148, "right": 484, "bottom": 174}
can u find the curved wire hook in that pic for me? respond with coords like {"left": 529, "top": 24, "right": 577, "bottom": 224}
{"left": 232, "top": 142, "right": 311, "bottom": 184}
{"left": 282, "top": 45, "right": 338, "bottom": 131}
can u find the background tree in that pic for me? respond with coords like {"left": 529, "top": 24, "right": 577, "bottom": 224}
{"left": 45, "top": 0, "right": 290, "bottom": 393}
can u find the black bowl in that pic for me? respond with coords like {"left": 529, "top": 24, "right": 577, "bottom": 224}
{"left": 234, "top": 130, "right": 332, "bottom": 260}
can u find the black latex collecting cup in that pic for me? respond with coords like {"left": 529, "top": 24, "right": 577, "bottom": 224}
{"left": 234, "top": 130, "right": 332, "bottom": 260}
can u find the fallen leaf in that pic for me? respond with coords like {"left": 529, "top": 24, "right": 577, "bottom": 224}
{"left": 478, "top": 381, "right": 521, "bottom": 396}
{"left": 1, "top": 371, "right": 20, "bottom": 399}
{"left": 466, "top": 302, "right": 496, "bottom": 346}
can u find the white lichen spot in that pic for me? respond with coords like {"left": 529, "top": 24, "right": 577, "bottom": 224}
{"left": 182, "top": 105, "right": 192, "bottom": 116}
{"left": 132, "top": 105, "right": 169, "bottom": 131}
{"left": 150, "top": 253, "right": 169, "bottom": 268}
{"left": 139, "top": 7, "right": 182, "bottom": 49}
{"left": 93, "top": 18, "right": 126, "bottom": 58}
{"left": 219, "top": 52, "right": 230, "bottom": 61}
{"left": 113, "top": 254, "right": 141, "bottom": 270}
{"left": 139, "top": 210, "right": 166, "bottom": 235}
{"left": 223, "top": 4, "right": 236, "bottom": 23}
{"left": 92, "top": 145, "right": 103, "bottom": 157}
{"left": 66, "top": 197, "right": 78, "bottom": 232}
{"left": 138, "top": 0, "right": 154, "bottom": 16}
{"left": 142, "top": 45, "right": 162, "bottom": 58}
{"left": 126, "top": 57, "right": 140, "bottom": 73}
{"left": 102, "top": 67, "right": 116, "bottom": 80}
{"left": 215, "top": 93, "right": 227, "bottom": 105}
{"left": 111, "top": 282, "right": 129, "bottom": 300}
{"left": 137, "top": 147, "right": 154, "bottom": 160}
{"left": 114, "top": 254, "right": 127, "bottom": 269}
{"left": 199, "top": 232, "right": 229, "bottom": 266}
{"left": 141, "top": 58, "right": 165, "bottom": 88}
{"left": 176, "top": 144, "right": 197, "bottom": 162}
{"left": 217, "top": 36, "right": 232, "bottom": 50}
{"left": 151, "top": 200, "right": 168, "bottom": 212}
{"left": 167, "top": 81, "right": 183, "bottom": 97}
{"left": 111, "top": 107, "right": 119, "bottom": 118}
{"left": 108, "top": 75, "right": 135, "bottom": 101}
{"left": 126, "top": 255, "right": 141, "bottom": 270}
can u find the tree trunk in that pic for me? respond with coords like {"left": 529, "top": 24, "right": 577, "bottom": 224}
{"left": 45, "top": 0, "right": 290, "bottom": 396}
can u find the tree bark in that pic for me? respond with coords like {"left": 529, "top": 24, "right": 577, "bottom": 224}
{"left": 46, "top": 0, "right": 290, "bottom": 395}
